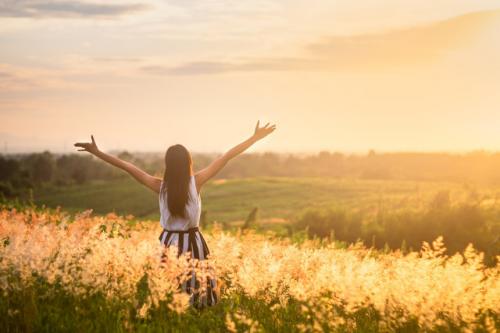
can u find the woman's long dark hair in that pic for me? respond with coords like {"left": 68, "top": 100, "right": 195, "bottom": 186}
{"left": 162, "top": 144, "right": 192, "bottom": 218}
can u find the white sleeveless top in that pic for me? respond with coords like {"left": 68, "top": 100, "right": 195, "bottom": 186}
{"left": 159, "top": 175, "right": 201, "bottom": 231}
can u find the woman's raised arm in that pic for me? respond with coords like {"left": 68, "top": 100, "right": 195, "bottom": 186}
{"left": 74, "top": 135, "right": 162, "bottom": 193}
{"left": 195, "top": 121, "right": 276, "bottom": 192}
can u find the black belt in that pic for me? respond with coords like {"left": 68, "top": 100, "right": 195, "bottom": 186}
{"left": 159, "top": 227, "right": 199, "bottom": 241}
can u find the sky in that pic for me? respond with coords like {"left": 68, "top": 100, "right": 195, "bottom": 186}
{"left": 0, "top": 0, "right": 500, "bottom": 154}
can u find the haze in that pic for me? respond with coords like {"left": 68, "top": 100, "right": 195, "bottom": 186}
{"left": 1, "top": 0, "right": 500, "bottom": 153}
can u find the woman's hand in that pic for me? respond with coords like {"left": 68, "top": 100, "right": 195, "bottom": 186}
{"left": 253, "top": 120, "right": 276, "bottom": 140}
{"left": 74, "top": 135, "right": 100, "bottom": 155}
{"left": 74, "top": 135, "right": 161, "bottom": 192}
{"left": 195, "top": 121, "right": 277, "bottom": 192}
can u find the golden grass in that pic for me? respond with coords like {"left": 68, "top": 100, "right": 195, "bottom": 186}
{"left": 0, "top": 207, "right": 498, "bottom": 331}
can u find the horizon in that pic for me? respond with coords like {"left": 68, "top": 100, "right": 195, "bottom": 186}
{"left": 1, "top": 1, "right": 500, "bottom": 153}
{"left": 5, "top": 146, "right": 500, "bottom": 156}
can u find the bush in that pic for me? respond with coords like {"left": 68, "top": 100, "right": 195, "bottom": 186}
{"left": 295, "top": 201, "right": 499, "bottom": 266}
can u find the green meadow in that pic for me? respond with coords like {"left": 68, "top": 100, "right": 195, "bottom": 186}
{"left": 32, "top": 176, "right": 493, "bottom": 223}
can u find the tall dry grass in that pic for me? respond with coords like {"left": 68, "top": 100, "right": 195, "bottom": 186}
{"left": 0, "top": 207, "right": 498, "bottom": 332}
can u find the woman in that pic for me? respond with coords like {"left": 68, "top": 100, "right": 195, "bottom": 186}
{"left": 74, "top": 121, "right": 276, "bottom": 307}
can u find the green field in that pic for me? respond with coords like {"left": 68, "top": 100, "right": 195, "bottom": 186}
{"left": 33, "top": 177, "right": 492, "bottom": 224}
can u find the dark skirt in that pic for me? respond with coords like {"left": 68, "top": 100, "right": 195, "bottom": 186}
{"left": 158, "top": 227, "right": 218, "bottom": 307}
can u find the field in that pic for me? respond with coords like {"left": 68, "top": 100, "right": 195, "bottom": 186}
{"left": 33, "top": 177, "right": 489, "bottom": 223}
{"left": 32, "top": 177, "right": 500, "bottom": 260}
{"left": 0, "top": 206, "right": 498, "bottom": 332}
{"left": 3, "top": 177, "right": 498, "bottom": 332}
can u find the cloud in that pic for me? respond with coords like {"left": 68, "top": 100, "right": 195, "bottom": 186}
{"left": 93, "top": 57, "right": 143, "bottom": 63}
{"left": 0, "top": 65, "right": 40, "bottom": 90}
{"left": 0, "top": 56, "right": 146, "bottom": 93}
{"left": 141, "top": 9, "right": 500, "bottom": 75}
{"left": 0, "top": 0, "right": 149, "bottom": 19}
{"left": 141, "top": 58, "right": 314, "bottom": 75}
{"left": 0, "top": 63, "right": 90, "bottom": 92}
{"left": 165, "top": 0, "right": 281, "bottom": 20}
{"left": 305, "top": 9, "right": 500, "bottom": 67}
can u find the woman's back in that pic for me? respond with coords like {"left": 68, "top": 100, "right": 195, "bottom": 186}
{"left": 158, "top": 174, "right": 215, "bottom": 307}
{"left": 159, "top": 175, "right": 201, "bottom": 231}
{"left": 75, "top": 122, "right": 275, "bottom": 308}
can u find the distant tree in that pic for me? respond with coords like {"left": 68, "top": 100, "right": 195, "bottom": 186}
{"left": 0, "top": 156, "right": 20, "bottom": 181}
{"left": 118, "top": 151, "right": 134, "bottom": 161}
{"left": 0, "top": 181, "right": 14, "bottom": 197}
{"left": 28, "top": 151, "right": 55, "bottom": 183}
{"left": 242, "top": 207, "right": 258, "bottom": 230}
{"left": 429, "top": 191, "right": 450, "bottom": 211}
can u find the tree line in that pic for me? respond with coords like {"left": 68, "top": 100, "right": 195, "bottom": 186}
{"left": 3, "top": 150, "right": 500, "bottom": 198}
{"left": 294, "top": 191, "right": 500, "bottom": 266}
